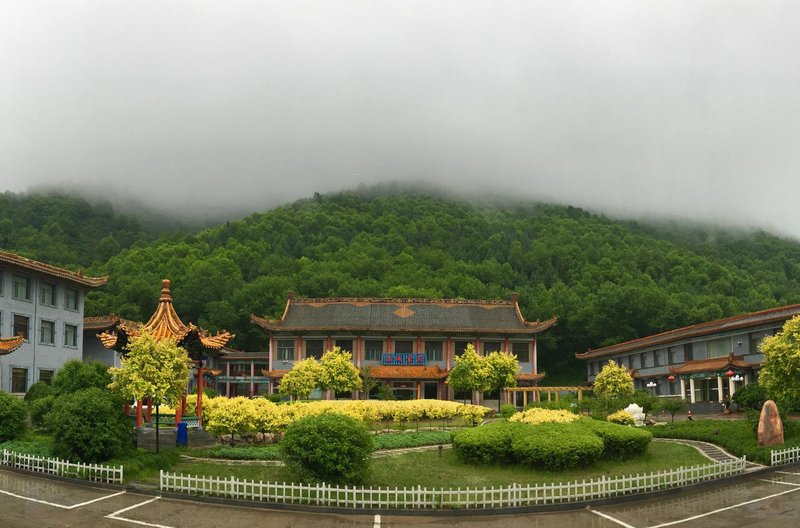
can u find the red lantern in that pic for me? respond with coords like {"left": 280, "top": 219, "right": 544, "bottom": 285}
{"left": 726, "top": 369, "right": 735, "bottom": 378}
{"left": 668, "top": 375, "right": 676, "bottom": 383}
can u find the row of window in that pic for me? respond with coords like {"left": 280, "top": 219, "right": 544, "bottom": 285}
{"left": 9, "top": 367, "right": 54, "bottom": 394}
{"left": 275, "top": 339, "right": 531, "bottom": 362}
{"left": 0, "top": 272, "right": 80, "bottom": 310}
{"left": 0, "top": 312, "right": 78, "bottom": 347}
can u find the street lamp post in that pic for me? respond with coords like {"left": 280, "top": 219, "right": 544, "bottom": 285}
{"left": 646, "top": 380, "right": 657, "bottom": 395}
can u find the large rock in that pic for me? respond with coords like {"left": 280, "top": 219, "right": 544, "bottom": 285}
{"left": 757, "top": 400, "right": 785, "bottom": 447}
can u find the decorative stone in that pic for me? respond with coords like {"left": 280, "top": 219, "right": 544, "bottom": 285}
{"left": 624, "top": 403, "right": 646, "bottom": 426}
{"left": 757, "top": 400, "right": 784, "bottom": 447}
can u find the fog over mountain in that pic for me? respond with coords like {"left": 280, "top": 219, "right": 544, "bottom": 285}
{"left": 2, "top": 2, "right": 799, "bottom": 236}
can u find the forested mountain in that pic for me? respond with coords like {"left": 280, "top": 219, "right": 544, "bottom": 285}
{"left": 4, "top": 188, "right": 800, "bottom": 382}
{"left": 0, "top": 191, "right": 182, "bottom": 268}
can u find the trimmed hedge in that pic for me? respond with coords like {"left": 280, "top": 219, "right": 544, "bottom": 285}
{"left": 452, "top": 418, "right": 652, "bottom": 470}
{"left": 512, "top": 424, "right": 604, "bottom": 470}
{"left": 581, "top": 419, "right": 652, "bottom": 459}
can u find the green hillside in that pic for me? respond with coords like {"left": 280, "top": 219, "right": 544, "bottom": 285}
{"left": 4, "top": 188, "right": 800, "bottom": 382}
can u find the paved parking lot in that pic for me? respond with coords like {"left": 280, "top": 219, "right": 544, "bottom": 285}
{"left": 2, "top": 467, "right": 799, "bottom": 527}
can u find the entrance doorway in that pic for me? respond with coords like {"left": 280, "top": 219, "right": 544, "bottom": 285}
{"left": 423, "top": 382, "right": 438, "bottom": 399}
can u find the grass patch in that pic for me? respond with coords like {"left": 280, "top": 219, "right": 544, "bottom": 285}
{"left": 649, "top": 418, "right": 800, "bottom": 465}
{"left": 0, "top": 434, "right": 54, "bottom": 456}
{"left": 109, "top": 448, "right": 182, "bottom": 482}
{"left": 156, "top": 441, "right": 709, "bottom": 487}
{"left": 372, "top": 431, "right": 451, "bottom": 450}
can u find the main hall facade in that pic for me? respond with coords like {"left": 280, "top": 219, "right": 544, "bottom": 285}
{"left": 249, "top": 292, "right": 556, "bottom": 401}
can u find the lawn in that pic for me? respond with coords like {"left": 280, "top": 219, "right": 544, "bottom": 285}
{"left": 649, "top": 418, "right": 800, "bottom": 465}
{"left": 157, "top": 441, "right": 709, "bottom": 488}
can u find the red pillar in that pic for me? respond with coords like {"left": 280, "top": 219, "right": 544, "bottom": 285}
{"left": 174, "top": 397, "right": 182, "bottom": 426}
{"left": 181, "top": 392, "right": 187, "bottom": 416}
{"left": 136, "top": 400, "right": 143, "bottom": 428}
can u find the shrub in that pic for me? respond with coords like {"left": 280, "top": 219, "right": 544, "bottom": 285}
{"left": 451, "top": 421, "right": 524, "bottom": 464}
{"left": 732, "top": 383, "right": 766, "bottom": 411}
{"left": 280, "top": 413, "right": 373, "bottom": 484}
{"left": 607, "top": 410, "right": 636, "bottom": 426}
{"left": 24, "top": 381, "right": 53, "bottom": 403}
{"left": 51, "top": 360, "right": 111, "bottom": 396}
{"left": 581, "top": 419, "right": 652, "bottom": 459}
{"left": 500, "top": 404, "right": 517, "bottom": 419}
{"left": 46, "top": 388, "right": 134, "bottom": 462}
{"left": 511, "top": 423, "right": 604, "bottom": 470}
{"left": 0, "top": 392, "right": 28, "bottom": 442}
{"left": 659, "top": 397, "right": 689, "bottom": 423}
{"left": 510, "top": 407, "right": 579, "bottom": 425}
{"left": 30, "top": 395, "right": 56, "bottom": 429}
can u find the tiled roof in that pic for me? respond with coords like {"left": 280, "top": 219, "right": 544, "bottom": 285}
{"left": 220, "top": 350, "right": 268, "bottom": 361}
{"left": 668, "top": 354, "right": 759, "bottom": 375}
{"left": 83, "top": 315, "right": 139, "bottom": 332}
{"left": 0, "top": 335, "right": 24, "bottom": 355}
{"left": 252, "top": 294, "right": 556, "bottom": 335}
{"left": 369, "top": 366, "right": 449, "bottom": 379}
{"left": 0, "top": 250, "right": 107, "bottom": 288}
{"left": 98, "top": 280, "right": 233, "bottom": 353}
{"left": 576, "top": 304, "right": 800, "bottom": 360}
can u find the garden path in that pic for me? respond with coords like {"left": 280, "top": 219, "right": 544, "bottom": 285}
{"left": 654, "top": 438, "right": 763, "bottom": 471}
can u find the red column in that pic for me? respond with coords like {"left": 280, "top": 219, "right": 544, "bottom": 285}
{"left": 475, "top": 337, "right": 481, "bottom": 354}
{"left": 446, "top": 337, "right": 452, "bottom": 369}
{"left": 504, "top": 337, "right": 509, "bottom": 354}
{"left": 181, "top": 392, "right": 187, "bottom": 416}
{"left": 136, "top": 400, "right": 143, "bottom": 427}
{"left": 297, "top": 335, "right": 303, "bottom": 360}
{"left": 417, "top": 336, "right": 422, "bottom": 355}
{"left": 355, "top": 336, "right": 361, "bottom": 367}
{"left": 174, "top": 398, "right": 182, "bottom": 426}
{"left": 387, "top": 335, "right": 392, "bottom": 354}
{"left": 327, "top": 336, "right": 333, "bottom": 352}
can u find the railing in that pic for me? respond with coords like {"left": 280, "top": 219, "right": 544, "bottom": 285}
{"left": 160, "top": 458, "right": 746, "bottom": 509}
{"left": 771, "top": 445, "right": 800, "bottom": 466}
{"left": 1, "top": 449, "right": 123, "bottom": 485}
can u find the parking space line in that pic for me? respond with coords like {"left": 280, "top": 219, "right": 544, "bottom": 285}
{"left": 777, "top": 471, "right": 800, "bottom": 476}
{"left": 591, "top": 509, "right": 637, "bottom": 528}
{"left": 0, "top": 488, "right": 124, "bottom": 510}
{"left": 758, "top": 479, "right": 800, "bottom": 486}
{"left": 106, "top": 497, "right": 174, "bottom": 528}
{"left": 373, "top": 514, "right": 381, "bottom": 528}
{"left": 647, "top": 486, "right": 800, "bottom": 528}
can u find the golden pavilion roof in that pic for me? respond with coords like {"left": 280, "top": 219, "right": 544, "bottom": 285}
{"left": 0, "top": 335, "right": 24, "bottom": 356}
{"left": 98, "top": 279, "right": 233, "bottom": 354}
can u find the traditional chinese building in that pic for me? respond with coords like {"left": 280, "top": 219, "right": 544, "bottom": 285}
{"left": 95, "top": 279, "right": 233, "bottom": 425}
{"left": 576, "top": 304, "right": 800, "bottom": 408}
{"left": 251, "top": 292, "right": 556, "bottom": 401}
{"left": 0, "top": 250, "right": 107, "bottom": 393}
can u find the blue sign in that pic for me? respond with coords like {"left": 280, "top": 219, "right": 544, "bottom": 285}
{"left": 382, "top": 353, "right": 427, "bottom": 366}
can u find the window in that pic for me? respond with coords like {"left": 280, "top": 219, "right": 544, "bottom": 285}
{"left": 512, "top": 342, "right": 530, "bottom": 362}
{"left": 305, "top": 339, "right": 324, "bottom": 360}
{"left": 335, "top": 339, "right": 353, "bottom": 353}
{"left": 65, "top": 289, "right": 79, "bottom": 311}
{"left": 640, "top": 352, "right": 652, "bottom": 369}
{"left": 11, "top": 368, "right": 28, "bottom": 393}
{"left": 394, "top": 340, "right": 414, "bottom": 354}
{"left": 13, "top": 275, "right": 30, "bottom": 301}
{"left": 685, "top": 342, "right": 694, "bottom": 361}
{"left": 0, "top": 270, "right": 3, "bottom": 295}
{"left": 706, "top": 338, "right": 731, "bottom": 358}
{"left": 364, "top": 340, "right": 383, "bottom": 361}
{"left": 40, "top": 283, "right": 56, "bottom": 307}
{"left": 749, "top": 332, "right": 770, "bottom": 355}
{"left": 453, "top": 341, "right": 471, "bottom": 356}
{"left": 277, "top": 340, "right": 295, "bottom": 361}
{"left": 425, "top": 341, "right": 443, "bottom": 361}
{"left": 483, "top": 341, "right": 502, "bottom": 354}
{"left": 64, "top": 324, "right": 77, "bottom": 348}
{"left": 13, "top": 315, "right": 29, "bottom": 340}
{"left": 39, "top": 370, "right": 54, "bottom": 385}
{"left": 40, "top": 320, "right": 55, "bottom": 345}
{"left": 654, "top": 350, "right": 664, "bottom": 367}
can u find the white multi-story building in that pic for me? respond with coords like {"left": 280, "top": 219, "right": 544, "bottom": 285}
{"left": 0, "top": 250, "right": 107, "bottom": 394}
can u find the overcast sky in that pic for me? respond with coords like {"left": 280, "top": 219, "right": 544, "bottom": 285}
{"left": 2, "top": 1, "right": 799, "bottom": 235}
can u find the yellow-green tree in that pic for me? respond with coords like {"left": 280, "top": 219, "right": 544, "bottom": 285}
{"left": 760, "top": 316, "right": 800, "bottom": 407}
{"left": 484, "top": 351, "right": 520, "bottom": 411}
{"left": 320, "top": 347, "right": 362, "bottom": 398}
{"left": 447, "top": 344, "right": 489, "bottom": 404}
{"left": 593, "top": 360, "right": 634, "bottom": 399}
{"left": 279, "top": 358, "right": 323, "bottom": 400}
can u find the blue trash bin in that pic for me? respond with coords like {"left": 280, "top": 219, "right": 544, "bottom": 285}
{"left": 176, "top": 422, "right": 188, "bottom": 447}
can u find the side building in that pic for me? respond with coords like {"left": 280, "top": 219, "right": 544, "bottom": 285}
{"left": 251, "top": 292, "right": 556, "bottom": 401}
{"left": 0, "top": 250, "right": 107, "bottom": 394}
{"left": 576, "top": 304, "right": 800, "bottom": 408}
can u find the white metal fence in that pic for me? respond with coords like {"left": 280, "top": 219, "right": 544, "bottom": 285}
{"left": 160, "top": 458, "right": 746, "bottom": 509}
{"left": 771, "top": 445, "right": 800, "bottom": 466}
{"left": 1, "top": 449, "right": 124, "bottom": 485}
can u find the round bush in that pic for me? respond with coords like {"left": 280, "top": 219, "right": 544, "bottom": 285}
{"left": 500, "top": 404, "right": 517, "bottom": 419}
{"left": 511, "top": 423, "right": 604, "bottom": 470}
{"left": 580, "top": 419, "right": 652, "bottom": 459}
{"left": 24, "top": 381, "right": 53, "bottom": 403}
{"left": 451, "top": 421, "right": 525, "bottom": 464}
{"left": 46, "top": 388, "right": 133, "bottom": 462}
{"left": 607, "top": 410, "right": 636, "bottom": 426}
{"left": 280, "top": 412, "right": 373, "bottom": 484}
{"left": 30, "top": 395, "right": 56, "bottom": 429}
{"left": 0, "top": 391, "right": 28, "bottom": 442}
{"left": 51, "top": 360, "right": 111, "bottom": 396}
